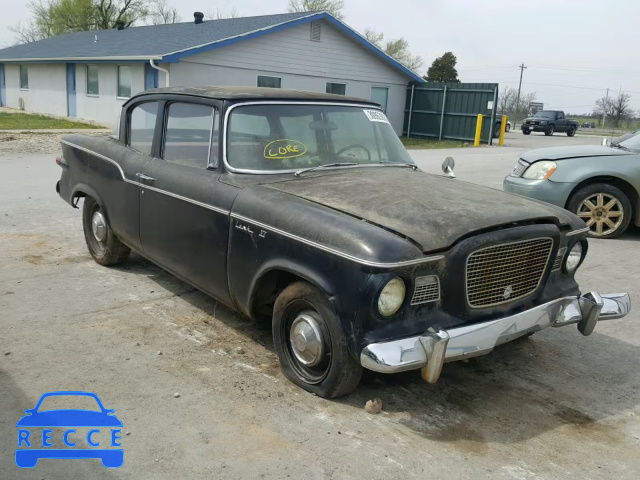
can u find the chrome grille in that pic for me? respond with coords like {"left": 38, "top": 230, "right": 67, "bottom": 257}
{"left": 466, "top": 238, "right": 553, "bottom": 308}
{"left": 552, "top": 248, "right": 566, "bottom": 271}
{"left": 411, "top": 276, "right": 440, "bottom": 305}
{"left": 511, "top": 160, "right": 529, "bottom": 177}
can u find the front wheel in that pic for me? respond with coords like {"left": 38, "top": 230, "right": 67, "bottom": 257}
{"left": 545, "top": 124, "right": 555, "bottom": 136}
{"left": 522, "top": 129, "right": 531, "bottom": 135}
{"left": 272, "top": 281, "right": 362, "bottom": 398}
{"left": 82, "top": 197, "right": 131, "bottom": 265}
{"left": 567, "top": 183, "right": 632, "bottom": 238}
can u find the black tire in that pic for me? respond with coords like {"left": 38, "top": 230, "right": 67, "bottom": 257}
{"left": 82, "top": 197, "right": 131, "bottom": 265}
{"left": 567, "top": 183, "right": 632, "bottom": 239}
{"left": 523, "top": 129, "right": 531, "bottom": 135}
{"left": 506, "top": 123, "right": 511, "bottom": 132}
{"left": 493, "top": 124, "right": 501, "bottom": 138}
{"left": 567, "top": 126, "right": 576, "bottom": 137}
{"left": 272, "top": 281, "right": 362, "bottom": 398}
{"left": 545, "top": 124, "right": 555, "bottom": 136}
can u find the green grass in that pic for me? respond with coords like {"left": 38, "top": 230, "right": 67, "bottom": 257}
{"left": 401, "top": 136, "right": 469, "bottom": 149}
{"left": 0, "top": 112, "right": 104, "bottom": 130}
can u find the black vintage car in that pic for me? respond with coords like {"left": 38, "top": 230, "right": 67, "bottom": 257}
{"left": 56, "top": 87, "right": 630, "bottom": 398}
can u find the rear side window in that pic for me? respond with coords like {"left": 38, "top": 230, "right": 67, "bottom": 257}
{"left": 129, "top": 102, "right": 158, "bottom": 156}
{"left": 163, "top": 103, "right": 216, "bottom": 168}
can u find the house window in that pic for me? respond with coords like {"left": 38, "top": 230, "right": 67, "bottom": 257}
{"left": 371, "top": 86, "right": 389, "bottom": 113}
{"left": 86, "top": 65, "right": 99, "bottom": 96}
{"left": 257, "top": 75, "right": 281, "bottom": 89}
{"left": 163, "top": 103, "right": 216, "bottom": 168}
{"left": 326, "top": 82, "right": 346, "bottom": 96}
{"left": 310, "top": 22, "right": 321, "bottom": 42}
{"left": 129, "top": 102, "right": 158, "bottom": 156}
{"left": 19, "top": 66, "right": 29, "bottom": 90}
{"left": 117, "top": 66, "right": 132, "bottom": 98}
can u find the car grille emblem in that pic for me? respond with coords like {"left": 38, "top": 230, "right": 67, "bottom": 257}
{"left": 503, "top": 285, "right": 513, "bottom": 300}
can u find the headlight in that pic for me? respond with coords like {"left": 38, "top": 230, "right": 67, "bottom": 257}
{"left": 522, "top": 161, "right": 557, "bottom": 180}
{"left": 378, "top": 277, "right": 406, "bottom": 317}
{"left": 564, "top": 242, "right": 583, "bottom": 274}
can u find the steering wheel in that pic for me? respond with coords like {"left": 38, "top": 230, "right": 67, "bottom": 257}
{"left": 336, "top": 144, "right": 371, "bottom": 161}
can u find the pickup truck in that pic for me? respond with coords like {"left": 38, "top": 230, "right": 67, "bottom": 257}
{"left": 55, "top": 86, "right": 630, "bottom": 398}
{"left": 521, "top": 110, "right": 579, "bottom": 136}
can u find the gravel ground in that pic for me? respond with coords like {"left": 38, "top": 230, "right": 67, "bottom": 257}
{"left": 1, "top": 135, "right": 639, "bottom": 479}
{"left": 0, "top": 132, "right": 109, "bottom": 155}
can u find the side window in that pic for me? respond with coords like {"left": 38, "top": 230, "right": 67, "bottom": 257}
{"left": 163, "top": 103, "right": 215, "bottom": 168}
{"left": 129, "top": 102, "right": 158, "bottom": 156}
{"left": 19, "top": 65, "right": 29, "bottom": 90}
{"left": 86, "top": 65, "right": 99, "bottom": 96}
{"left": 557, "top": 112, "right": 564, "bottom": 120}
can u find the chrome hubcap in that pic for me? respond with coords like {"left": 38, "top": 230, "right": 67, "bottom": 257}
{"left": 289, "top": 312, "right": 324, "bottom": 367}
{"left": 91, "top": 211, "right": 107, "bottom": 242}
{"left": 577, "top": 193, "right": 623, "bottom": 236}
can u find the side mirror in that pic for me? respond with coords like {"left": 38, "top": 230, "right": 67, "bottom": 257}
{"left": 602, "top": 138, "right": 609, "bottom": 146}
{"left": 441, "top": 157, "right": 456, "bottom": 178}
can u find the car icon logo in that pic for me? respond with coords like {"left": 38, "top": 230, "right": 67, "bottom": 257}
{"left": 15, "top": 391, "right": 123, "bottom": 468}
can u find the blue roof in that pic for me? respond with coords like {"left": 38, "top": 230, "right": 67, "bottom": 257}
{"left": 0, "top": 12, "right": 423, "bottom": 81}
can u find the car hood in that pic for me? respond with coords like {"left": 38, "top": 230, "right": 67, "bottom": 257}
{"left": 16, "top": 410, "right": 123, "bottom": 427}
{"left": 521, "top": 145, "right": 635, "bottom": 163}
{"left": 263, "top": 168, "right": 577, "bottom": 252}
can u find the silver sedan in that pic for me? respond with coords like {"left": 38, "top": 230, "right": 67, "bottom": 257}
{"left": 504, "top": 134, "right": 640, "bottom": 238}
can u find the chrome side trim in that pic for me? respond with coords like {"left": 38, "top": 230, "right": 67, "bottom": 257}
{"left": 231, "top": 213, "right": 444, "bottom": 268}
{"left": 360, "top": 292, "right": 631, "bottom": 377}
{"left": 566, "top": 227, "right": 590, "bottom": 237}
{"left": 222, "top": 101, "right": 381, "bottom": 175}
{"left": 60, "top": 140, "right": 230, "bottom": 216}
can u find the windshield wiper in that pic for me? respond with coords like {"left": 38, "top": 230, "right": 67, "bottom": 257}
{"left": 294, "top": 162, "right": 358, "bottom": 176}
{"left": 379, "top": 160, "right": 418, "bottom": 170}
{"left": 611, "top": 143, "right": 630, "bottom": 151}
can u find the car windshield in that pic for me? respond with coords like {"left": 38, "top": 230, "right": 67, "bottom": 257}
{"left": 226, "top": 104, "right": 414, "bottom": 172}
{"left": 618, "top": 131, "right": 640, "bottom": 151}
{"left": 36, "top": 395, "right": 102, "bottom": 412}
{"left": 532, "top": 111, "right": 556, "bottom": 119}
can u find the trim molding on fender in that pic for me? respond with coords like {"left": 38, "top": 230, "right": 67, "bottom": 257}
{"left": 231, "top": 213, "right": 444, "bottom": 268}
{"left": 566, "top": 227, "right": 590, "bottom": 237}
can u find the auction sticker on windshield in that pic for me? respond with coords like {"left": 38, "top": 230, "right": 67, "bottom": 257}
{"left": 363, "top": 109, "right": 389, "bottom": 124}
{"left": 264, "top": 139, "right": 308, "bottom": 160}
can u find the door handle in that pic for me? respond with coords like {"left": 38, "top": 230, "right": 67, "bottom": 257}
{"left": 136, "top": 173, "right": 155, "bottom": 184}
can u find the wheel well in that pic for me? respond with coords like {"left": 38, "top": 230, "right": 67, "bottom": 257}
{"left": 566, "top": 176, "right": 639, "bottom": 217}
{"left": 250, "top": 270, "right": 307, "bottom": 319}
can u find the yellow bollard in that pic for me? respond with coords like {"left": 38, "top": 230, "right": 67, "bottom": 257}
{"left": 474, "top": 114, "right": 483, "bottom": 147}
{"left": 499, "top": 115, "right": 507, "bottom": 146}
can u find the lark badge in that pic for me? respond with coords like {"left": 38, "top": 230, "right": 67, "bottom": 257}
{"left": 264, "top": 139, "right": 308, "bottom": 160}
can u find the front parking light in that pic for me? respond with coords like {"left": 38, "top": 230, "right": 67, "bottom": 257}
{"left": 564, "top": 242, "right": 584, "bottom": 274}
{"left": 522, "top": 161, "right": 557, "bottom": 180}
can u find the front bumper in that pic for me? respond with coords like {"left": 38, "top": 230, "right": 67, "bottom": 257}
{"left": 503, "top": 175, "right": 575, "bottom": 208}
{"left": 522, "top": 124, "right": 548, "bottom": 132}
{"left": 360, "top": 292, "right": 631, "bottom": 383}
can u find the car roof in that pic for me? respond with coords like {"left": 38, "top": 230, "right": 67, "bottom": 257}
{"left": 132, "top": 86, "right": 379, "bottom": 105}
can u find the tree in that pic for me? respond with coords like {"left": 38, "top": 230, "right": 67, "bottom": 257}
{"left": 150, "top": 0, "right": 180, "bottom": 25}
{"left": 363, "top": 28, "right": 423, "bottom": 72}
{"left": 11, "top": 0, "right": 151, "bottom": 43}
{"left": 424, "top": 52, "right": 460, "bottom": 83}
{"left": 205, "top": 8, "right": 240, "bottom": 20}
{"left": 595, "top": 92, "right": 634, "bottom": 128}
{"left": 287, "top": 0, "right": 345, "bottom": 20}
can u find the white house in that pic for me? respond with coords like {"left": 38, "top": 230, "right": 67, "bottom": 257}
{"left": 0, "top": 12, "right": 423, "bottom": 133}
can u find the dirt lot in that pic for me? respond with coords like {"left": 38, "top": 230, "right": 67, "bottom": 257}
{"left": 1, "top": 135, "right": 639, "bottom": 479}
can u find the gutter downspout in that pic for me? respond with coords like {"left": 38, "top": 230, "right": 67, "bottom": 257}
{"left": 149, "top": 59, "right": 170, "bottom": 87}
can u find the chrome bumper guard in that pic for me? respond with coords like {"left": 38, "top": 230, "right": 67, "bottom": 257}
{"left": 360, "top": 293, "right": 631, "bottom": 383}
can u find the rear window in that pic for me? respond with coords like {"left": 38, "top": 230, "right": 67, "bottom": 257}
{"left": 163, "top": 103, "right": 215, "bottom": 168}
{"left": 129, "top": 102, "right": 158, "bottom": 156}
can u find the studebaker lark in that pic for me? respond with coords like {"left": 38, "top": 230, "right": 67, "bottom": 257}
{"left": 56, "top": 87, "right": 631, "bottom": 398}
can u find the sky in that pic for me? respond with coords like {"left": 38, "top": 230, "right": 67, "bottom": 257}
{"left": 1, "top": 0, "right": 639, "bottom": 115}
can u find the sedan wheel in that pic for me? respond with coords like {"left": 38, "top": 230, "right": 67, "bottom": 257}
{"left": 568, "top": 183, "right": 632, "bottom": 239}
{"left": 273, "top": 281, "right": 362, "bottom": 398}
{"left": 82, "top": 196, "right": 131, "bottom": 265}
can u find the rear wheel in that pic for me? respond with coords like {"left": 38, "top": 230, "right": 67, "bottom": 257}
{"left": 82, "top": 197, "right": 131, "bottom": 265}
{"left": 567, "top": 126, "right": 576, "bottom": 137}
{"left": 506, "top": 123, "right": 511, "bottom": 132}
{"left": 567, "top": 183, "right": 632, "bottom": 238}
{"left": 545, "top": 124, "right": 555, "bottom": 136}
{"left": 272, "top": 281, "right": 362, "bottom": 398}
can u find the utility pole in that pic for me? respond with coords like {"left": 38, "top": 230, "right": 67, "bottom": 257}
{"left": 515, "top": 63, "right": 527, "bottom": 126}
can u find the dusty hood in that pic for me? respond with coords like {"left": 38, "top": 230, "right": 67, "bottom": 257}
{"left": 263, "top": 168, "right": 577, "bottom": 252}
{"left": 521, "top": 145, "right": 634, "bottom": 163}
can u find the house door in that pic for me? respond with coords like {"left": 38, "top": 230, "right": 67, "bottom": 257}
{"left": 144, "top": 63, "right": 159, "bottom": 90}
{"left": 66, "top": 63, "right": 76, "bottom": 117}
{"left": 0, "top": 64, "right": 6, "bottom": 107}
